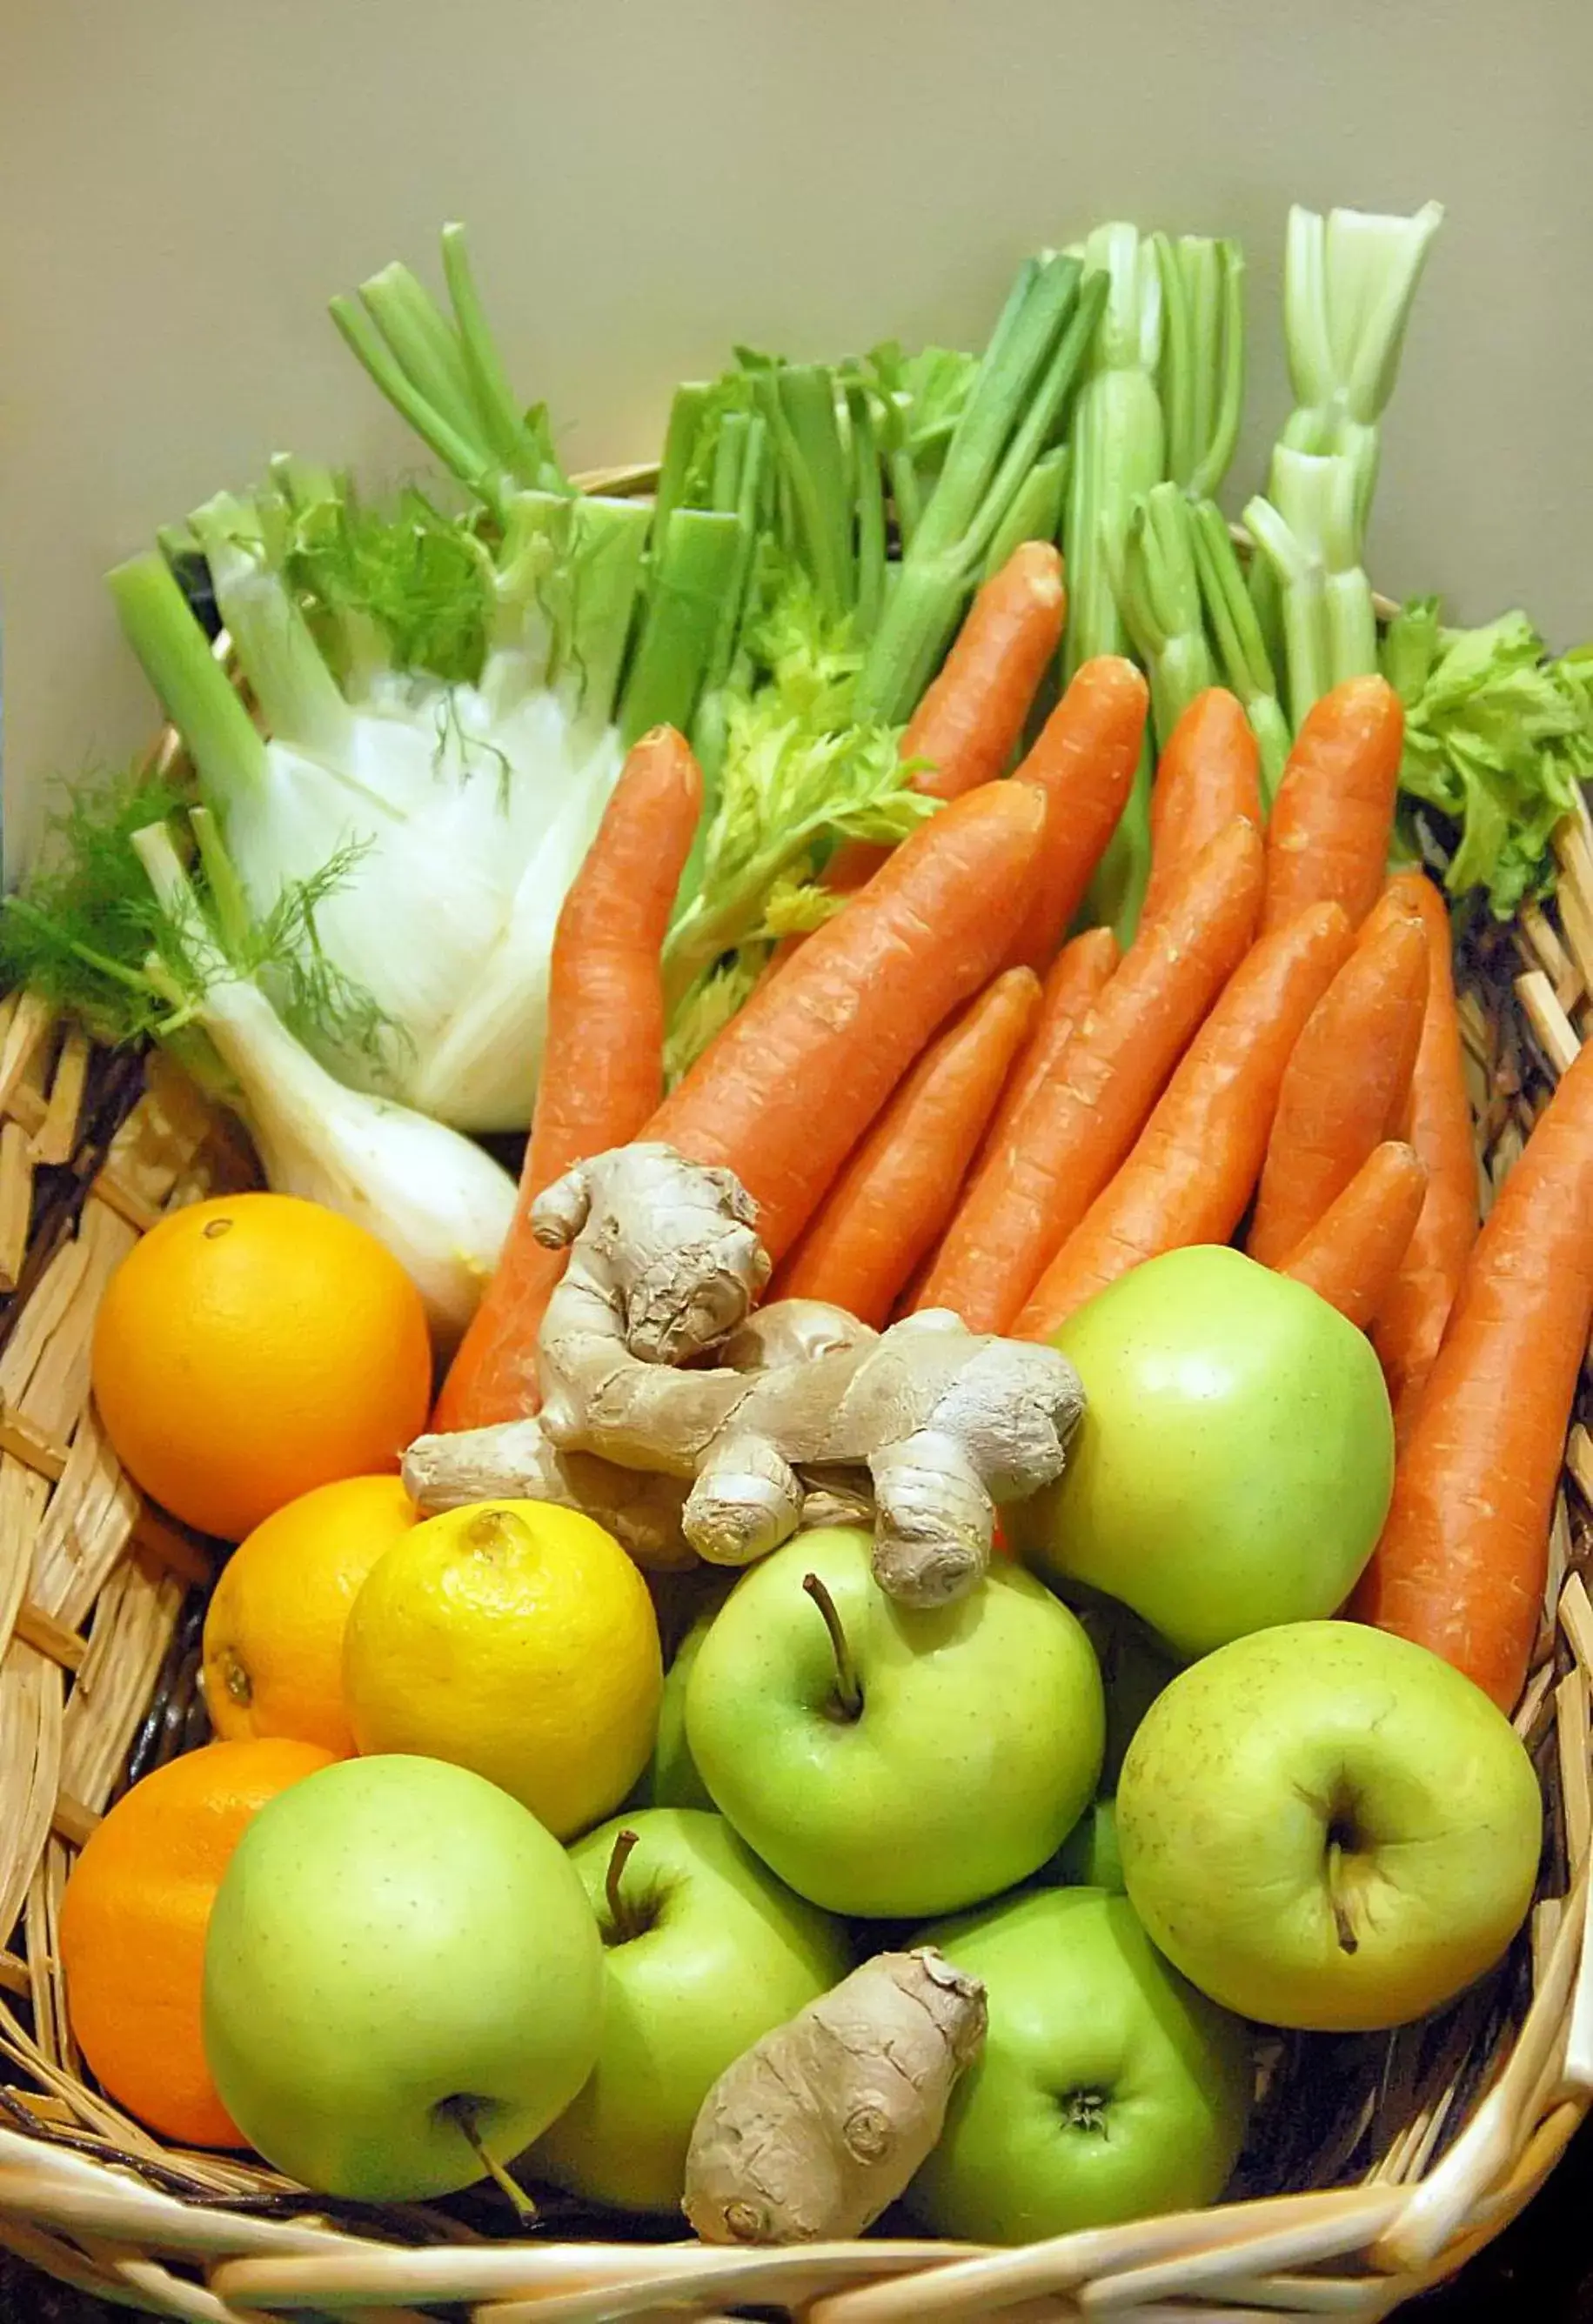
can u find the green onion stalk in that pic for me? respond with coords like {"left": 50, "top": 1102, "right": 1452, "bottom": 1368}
{"left": 1245, "top": 201, "right": 1443, "bottom": 724}
{"left": 1064, "top": 224, "right": 1166, "bottom": 940}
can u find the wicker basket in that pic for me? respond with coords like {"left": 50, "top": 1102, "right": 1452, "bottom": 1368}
{"left": 4, "top": 534, "right": 1593, "bottom": 2321}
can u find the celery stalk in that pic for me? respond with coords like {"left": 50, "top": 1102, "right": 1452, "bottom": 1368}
{"left": 654, "top": 383, "right": 714, "bottom": 547}
{"left": 619, "top": 510, "right": 745, "bottom": 744}
{"left": 1188, "top": 503, "right": 1291, "bottom": 802}
{"left": 108, "top": 554, "right": 269, "bottom": 812}
{"left": 1155, "top": 235, "right": 1245, "bottom": 500}
{"left": 1115, "top": 484, "right": 1215, "bottom": 749}
{"left": 1280, "top": 202, "right": 1443, "bottom": 528}
{"left": 1243, "top": 447, "right": 1376, "bottom": 725}
{"left": 1248, "top": 201, "right": 1444, "bottom": 729}
{"left": 755, "top": 364, "right": 854, "bottom": 619}
{"left": 1067, "top": 225, "right": 1166, "bottom": 940}
{"left": 982, "top": 444, "right": 1069, "bottom": 578}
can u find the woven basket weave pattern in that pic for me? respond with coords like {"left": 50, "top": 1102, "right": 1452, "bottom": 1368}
{"left": 2, "top": 579, "right": 1592, "bottom": 2318}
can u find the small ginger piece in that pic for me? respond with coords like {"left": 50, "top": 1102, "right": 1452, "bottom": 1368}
{"left": 683, "top": 1948, "right": 986, "bottom": 2245}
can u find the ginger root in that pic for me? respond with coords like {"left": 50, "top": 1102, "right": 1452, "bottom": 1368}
{"left": 404, "top": 1290, "right": 876, "bottom": 1570}
{"left": 407, "top": 1145, "right": 1086, "bottom": 1606}
{"left": 682, "top": 1947, "right": 987, "bottom": 2245}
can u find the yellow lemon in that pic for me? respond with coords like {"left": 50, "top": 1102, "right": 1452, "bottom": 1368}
{"left": 343, "top": 1500, "right": 663, "bottom": 1840}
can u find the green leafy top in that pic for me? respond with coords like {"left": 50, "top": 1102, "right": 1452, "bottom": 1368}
{"left": 0, "top": 773, "right": 386, "bottom": 1058}
{"left": 1384, "top": 597, "right": 1593, "bottom": 918}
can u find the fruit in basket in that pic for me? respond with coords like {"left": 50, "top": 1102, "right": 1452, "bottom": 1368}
{"left": 202, "top": 1753, "right": 604, "bottom": 2200}
{"left": 532, "top": 1808, "right": 849, "bottom": 2214}
{"left": 685, "top": 1526, "right": 1103, "bottom": 1917}
{"left": 202, "top": 1475, "right": 418, "bottom": 1757}
{"left": 1049, "top": 1797, "right": 1124, "bottom": 1891}
{"left": 90, "top": 1193, "right": 432, "bottom": 1541}
{"left": 904, "top": 1887, "right": 1250, "bottom": 2241}
{"left": 1115, "top": 1622, "right": 1543, "bottom": 2032}
{"left": 342, "top": 1499, "right": 662, "bottom": 1840}
{"left": 636, "top": 1607, "right": 720, "bottom": 1812}
{"left": 1010, "top": 1245, "right": 1394, "bottom": 1659}
{"left": 58, "top": 1738, "right": 333, "bottom": 2147}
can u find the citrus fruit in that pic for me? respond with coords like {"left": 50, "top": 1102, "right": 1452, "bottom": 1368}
{"left": 90, "top": 1192, "right": 433, "bottom": 1541}
{"left": 203, "top": 1476, "right": 420, "bottom": 1756}
{"left": 58, "top": 1737, "right": 333, "bottom": 2146}
{"left": 344, "top": 1499, "right": 663, "bottom": 1840}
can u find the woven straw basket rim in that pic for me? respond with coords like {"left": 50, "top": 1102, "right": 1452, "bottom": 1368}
{"left": 2, "top": 469, "right": 1591, "bottom": 2321}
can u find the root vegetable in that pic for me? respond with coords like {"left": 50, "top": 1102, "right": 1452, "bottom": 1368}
{"left": 407, "top": 1145, "right": 1086, "bottom": 1606}
{"left": 682, "top": 1947, "right": 987, "bottom": 2245}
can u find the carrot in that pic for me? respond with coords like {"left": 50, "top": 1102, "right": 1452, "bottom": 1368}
{"left": 433, "top": 726, "right": 704, "bottom": 1431}
{"left": 1141, "top": 689, "right": 1262, "bottom": 925}
{"left": 1351, "top": 1033, "right": 1593, "bottom": 1712}
{"left": 1371, "top": 871, "right": 1481, "bottom": 1436}
{"left": 1262, "top": 676, "right": 1404, "bottom": 934}
{"left": 774, "top": 967, "right": 1041, "bottom": 1327}
{"left": 918, "top": 818, "right": 1263, "bottom": 1335}
{"left": 1015, "top": 902, "right": 1355, "bottom": 1338}
{"left": 1004, "top": 657, "right": 1148, "bottom": 972}
{"left": 646, "top": 780, "right": 1047, "bottom": 1263}
{"left": 1280, "top": 1142, "right": 1429, "bottom": 1331}
{"left": 825, "top": 542, "right": 1066, "bottom": 892}
{"left": 1246, "top": 887, "right": 1430, "bottom": 1268}
{"left": 979, "top": 927, "right": 1121, "bottom": 1165}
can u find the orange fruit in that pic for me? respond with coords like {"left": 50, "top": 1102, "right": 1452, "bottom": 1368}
{"left": 203, "top": 1475, "right": 420, "bottom": 1757}
{"left": 90, "top": 1193, "right": 433, "bottom": 1541}
{"left": 58, "top": 1737, "right": 333, "bottom": 2146}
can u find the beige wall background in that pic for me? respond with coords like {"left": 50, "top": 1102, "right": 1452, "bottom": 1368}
{"left": 3, "top": 0, "right": 1590, "bottom": 873}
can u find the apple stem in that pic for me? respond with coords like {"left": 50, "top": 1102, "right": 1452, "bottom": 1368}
{"left": 803, "top": 1573, "right": 863, "bottom": 1721}
{"left": 442, "top": 2097, "right": 539, "bottom": 2224}
{"left": 605, "top": 1825, "right": 641, "bottom": 1940}
{"left": 1326, "top": 1840, "right": 1360, "bottom": 1955}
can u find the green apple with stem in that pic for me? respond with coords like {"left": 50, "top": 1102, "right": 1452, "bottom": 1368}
{"left": 1116, "top": 1622, "right": 1543, "bottom": 2032}
{"left": 905, "top": 1887, "right": 1250, "bottom": 2241}
{"left": 203, "top": 1755, "right": 604, "bottom": 2203}
{"left": 532, "top": 1807, "right": 849, "bottom": 2212}
{"left": 1010, "top": 1246, "right": 1395, "bottom": 1659}
{"left": 686, "top": 1527, "right": 1104, "bottom": 1918}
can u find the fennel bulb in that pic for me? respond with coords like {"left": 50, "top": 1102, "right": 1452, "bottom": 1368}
{"left": 111, "top": 468, "right": 651, "bottom": 1134}
{"left": 131, "top": 818, "right": 516, "bottom": 1352}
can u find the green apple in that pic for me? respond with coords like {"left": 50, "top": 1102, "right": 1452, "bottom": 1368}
{"left": 686, "top": 1527, "right": 1103, "bottom": 1918}
{"left": 634, "top": 1610, "right": 717, "bottom": 1811}
{"left": 1117, "top": 1622, "right": 1543, "bottom": 2033}
{"left": 532, "top": 1808, "right": 849, "bottom": 2212}
{"left": 905, "top": 1887, "right": 1250, "bottom": 2241}
{"left": 1050, "top": 1797, "right": 1123, "bottom": 1892}
{"left": 203, "top": 1755, "right": 604, "bottom": 2200}
{"left": 1012, "top": 1245, "right": 1394, "bottom": 1659}
{"left": 1075, "top": 1601, "right": 1178, "bottom": 1789}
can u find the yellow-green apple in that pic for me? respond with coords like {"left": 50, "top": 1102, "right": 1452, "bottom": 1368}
{"left": 532, "top": 1808, "right": 848, "bottom": 2212}
{"left": 905, "top": 1887, "right": 1249, "bottom": 2241}
{"left": 686, "top": 1527, "right": 1103, "bottom": 1917}
{"left": 203, "top": 1755, "right": 603, "bottom": 2200}
{"left": 1012, "top": 1246, "right": 1394, "bottom": 1658}
{"left": 635, "top": 1611, "right": 717, "bottom": 1811}
{"left": 1117, "top": 1622, "right": 1543, "bottom": 2031}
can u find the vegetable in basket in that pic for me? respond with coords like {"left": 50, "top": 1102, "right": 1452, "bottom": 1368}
{"left": 1, "top": 778, "right": 515, "bottom": 1346}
